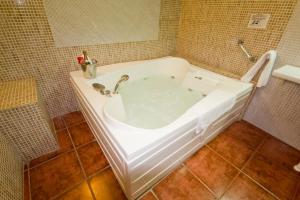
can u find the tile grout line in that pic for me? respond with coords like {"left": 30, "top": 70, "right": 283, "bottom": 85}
{"left": 239, "top": 172, "right": 281, "bottom": 200}
{"left": 145, "top": 164, "right": 184, "bottom": 198}
{"left": 86, "top": 165, "right": 111, "bottom": 180}
{"left": 145, "top": 135, "right": 270, "bottom": 200}
{"left": 205, "top": 145, "right": 242, "bottom": 171}
{"left": 29, "top": 149, "right": 74, "bottom": 170}
{"left": 238, "top": 136, "right": 282, "bottom": 200}
{"left": 235, "top": 148, "right": 282, "bottom": 200}
{"left": 240, "top": 135, "right": 269, "bottom": 172}
{"left": 63, "top": 120, "right": 86, "bottom": 130}
{"left": 217, "top": 172, "right": 241, "bottom": 200}
{"left": 183, "top": 163, "right": 218, "bottom": 198}
{"left": 40, "top": 118, "right": 90, "bottom": 200}
{"left": 28, "top": 167, "right": 32, "bottom": 200}
{"left": 40, "top": 116, "right": 98, "bottom": 200}
{"left": 29, "top": 121, "right": 70, "bottom": 170}
{"left": 61, "top": 115, "right": 115, "bottom": 199}
{"left": 64, "top": 119, "right": 98, "bottom": 200}
{"left": 136, "top": 189, "right": 159, "bottom": 200}
{"left": 150, "top": 189, "right": 160, "bottom": 200}
{"left": 62, "top": 116, "right": 117, "bottom": 199}
{"left": 48, "top": 181, "right": 86, "bottom": 200}
{"left": 215, "top": 135, "right": 281, "bottom": 200}
{"left": 146, "top": 136, "right": 252, "bottom": 200}
{"left": 75, "top": 139, "right": 97, "bottom": 150}
{"left": 52, "top": 115, "right": 294, "bottom": 200}
{"left": 202, "top": 145, "right": 245, "bottom": 199}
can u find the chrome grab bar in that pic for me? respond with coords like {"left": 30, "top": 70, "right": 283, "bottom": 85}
{"left": 237, "top": 39, "right": 257, "bottom": 63}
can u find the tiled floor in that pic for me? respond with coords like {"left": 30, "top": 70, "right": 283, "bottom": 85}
{"left": 24, "top": 111, "right": 300, "bottom": 200}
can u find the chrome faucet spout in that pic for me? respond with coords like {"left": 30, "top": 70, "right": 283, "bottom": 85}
{"left": 113, "top": 74, "right": 129, "bottom": 94}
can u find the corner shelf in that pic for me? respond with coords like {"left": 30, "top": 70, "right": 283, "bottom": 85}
{"left": 272, "top": 65, "right": 300, "bottom": 84}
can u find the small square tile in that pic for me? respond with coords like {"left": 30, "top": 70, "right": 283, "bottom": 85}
{"left": 140, "top": 191, "right": 157, "bottom": 200}
{"left": 55, "top": 181, "right": 93, "bottom": 200}
{"left": 62, "top": 111, "right": 85, "bottom": 127}
{"left": 24, "top": 171, "right": 30, "bottom": 200}
{"left": 30, "top": 151, "right": 84, "bottom": 200}
{"left": 257, "top": 136, "right": 300, "bottom": 173}
{"left": 89, "top": 168, "right": 127, "bottom": 200}
{"left": 30, "top": 129, "right": 73, "bottom": 167}
{"left": 243, "top": 153, "right": 298, "bottom": 200}
{"left": 68, "top": 122, "right": 95, "bottom": 147}
{"left": 52, "top": 116, "right": 66, "bottom": 130}
{"left": 78, "top": 141, "right": 109, "bottom": 177}
{"left": 154, "top": 166, "right": 216, "bottom": 200}
{"left": 185, "top": 146, "right": 239, "bottom": 197}
{"left": 208, "top": 131, "right": 254, "bottom": 168}
{"left": 220, "top": 174, "right": 276, "bottom": 200}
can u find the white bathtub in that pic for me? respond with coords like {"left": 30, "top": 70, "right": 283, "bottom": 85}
{"left": 70, "top": 57, "right": 253, "bottom": 199}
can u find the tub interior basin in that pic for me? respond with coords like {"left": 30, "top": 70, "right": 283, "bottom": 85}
{"left": 115, "top": 74, "right": 205, "bottom": 129}
{"left": 103, "top": 72, "right": 219, "bottom": 129}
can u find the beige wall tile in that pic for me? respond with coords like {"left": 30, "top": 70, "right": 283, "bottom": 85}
{"left": 0, "top": 0, "right": 180, "bottom": 117}
{"left": 245, "top": 1, "right": 300, "bottom": 150}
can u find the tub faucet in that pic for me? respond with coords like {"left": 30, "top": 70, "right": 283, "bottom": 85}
{"left": 113, "top": 74, "right": 129, "bottom": 94}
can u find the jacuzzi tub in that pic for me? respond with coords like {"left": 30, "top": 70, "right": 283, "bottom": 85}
{"left": 70, "top": 57, "right": 253, "bottom": 199}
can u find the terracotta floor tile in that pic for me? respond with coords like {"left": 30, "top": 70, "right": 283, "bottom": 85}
{"left": 225, "top": 121, "right": 267, "bottom": 149}
{"left": 220, "top": 173, "right": 276, "bottom": 200}
{"left": 52, "top": 116, "right": 66, "bottom": 130}
{"left": 89, "top": 168, "right": 127, "bottom": 200}
{"left": 154, "top": 166, "right": 216, "bottom": 200}
{"left": 140, "top": 191, "right": 157, "bottom": 200}
{"left": 257, "top": 136, "right": 300, "bottom": 173}
{"left": 56, "top": 129, "right": 74, "bottom": 151}
{"left": 78, "top": 141, "right": 109, "bottom": 177}
{"left": 24, "top": 171, "right": 30, "bottom": 200}
{"left": 185, "top": 146, "right": 239, "bottom": 197}
{"left": 30, "top": 151, "right": 84, "bottom": 200}
{"left": 55, "top": 181, "right": 93, "bottom": 200}
{"left": 30, "top": 129, "right": 73, "bottom": 167}
{"left": 68, "top": 122, "right": 95, "bottom": 147}
{"left": 243, "top": 153, "right": 298, "bottom": 200}
{"left": 295, "top": 184, "right": 300, "bottom": 200}
{"left": 30, "top": 151, "right": 59, "bottom": 168}
{"left": 62, "top": 111, "right": 85, "bottom": 127}
{"left": 208, "top": 131, "right": 254, "bottom": 168}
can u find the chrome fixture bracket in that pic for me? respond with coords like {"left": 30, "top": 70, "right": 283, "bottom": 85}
{"left": 237, "top": 39, "right": 257, "bottom": 63}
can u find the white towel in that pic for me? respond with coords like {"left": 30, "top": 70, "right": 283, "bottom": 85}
{"left": 188, "top": 90, "right": 236, "bottom": 133}
{"left": 241, "top": 50, "right": 277, "bottom": 87}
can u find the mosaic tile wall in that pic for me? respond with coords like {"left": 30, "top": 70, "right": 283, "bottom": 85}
{"left": 0, "top": 133, "right": 23, "bottom": 200}
{"left": 0, "top": 0, "right": 180, "bottom": 117}
{"left": 176, "top": 0, "right": 297, "bottom": 76}
{"left": 0, "top": 79, "right": 58, "bottom": 161}
{"left": 245, "top": 1, "right": 300, "bottom": 150}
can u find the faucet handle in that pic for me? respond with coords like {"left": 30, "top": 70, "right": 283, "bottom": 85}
{"left": 92, "top": 83, "right": 105, "bottom": 95}
{"left": 105, "top": 90, "right": 111, "bottom": 97}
